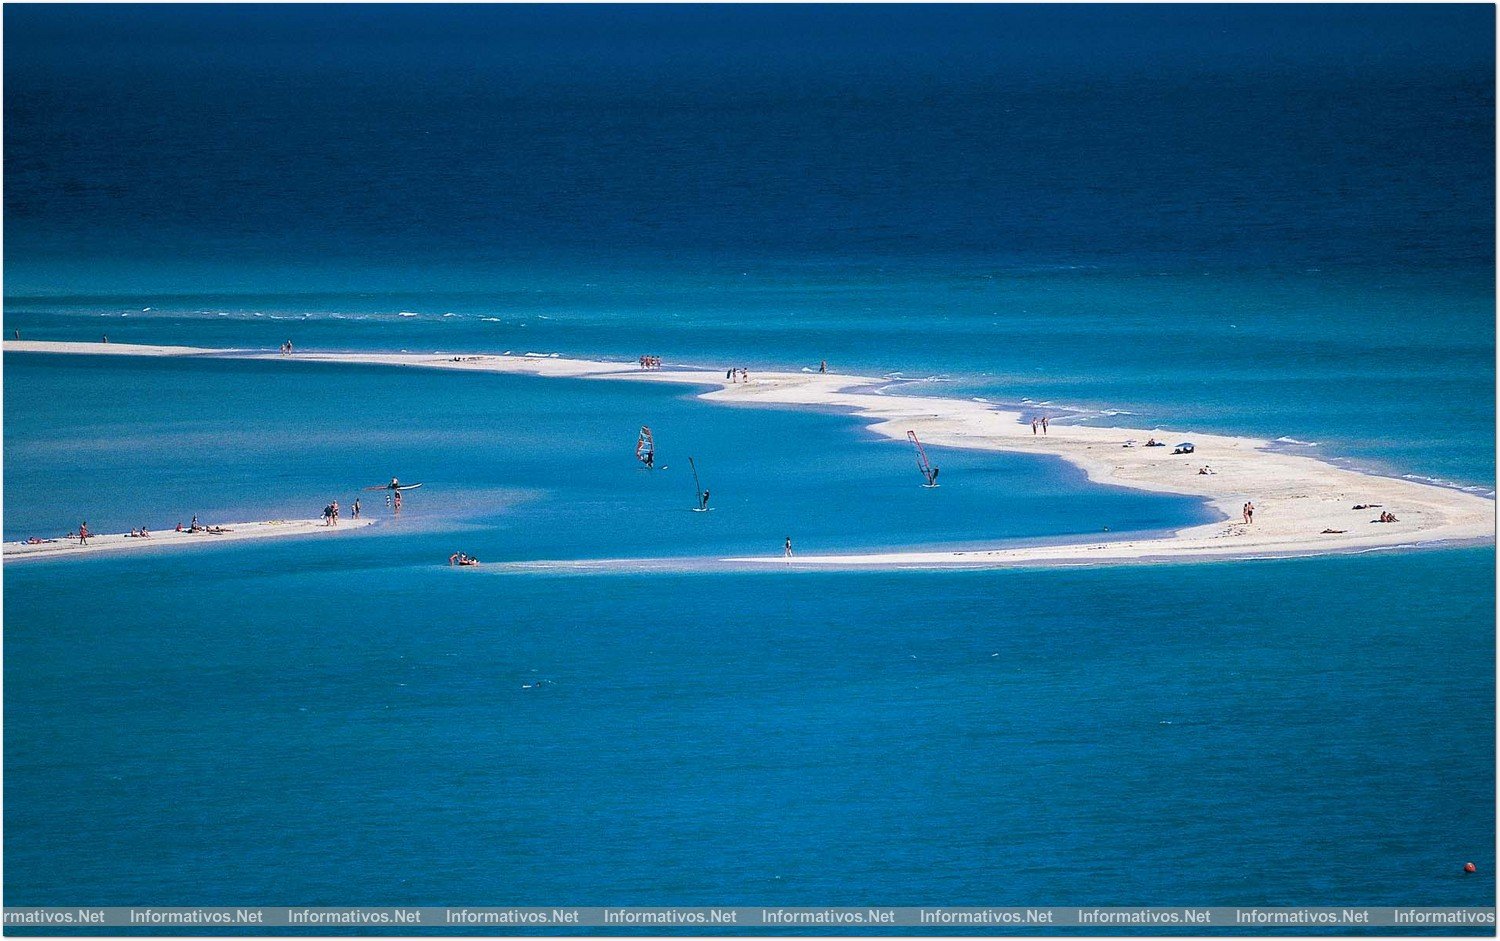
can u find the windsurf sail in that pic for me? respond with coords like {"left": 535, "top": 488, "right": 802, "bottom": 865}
{"left": 636, "top": 426, "right": 655, "bottom": 465}
{"left": 907, "top": 431, "right": 938, "bottom": 486}
{"left": 689, "top": 456, "right": 703, "bottom": 505}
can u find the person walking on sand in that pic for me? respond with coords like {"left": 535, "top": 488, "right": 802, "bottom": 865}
{"left": 1031, "top": 417, "right": 1038, "bottom": 435}
{"left": 1246, "top": 501, "right": 1255, "bottom": 524}
{"left": 353, "top": 498, "right": 361, "bottom": 519}
{"left": 1241, "top": 502, "right": 1249, "bottom": 525}
{"left": 78, "top": 521, "right": 90, "bottom": 545}
{"left": 784, "top": 536, "right": 793, "bottom": 558}
{"left": 1041, "top": 416, "right": 1049, "bottom": 435}
{"left": 819, "top": 360, "right": 827, "bottom": 374}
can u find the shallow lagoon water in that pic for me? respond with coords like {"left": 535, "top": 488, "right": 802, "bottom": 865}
{"left": 3, "top": 353, "right": 1213, "bottom": 558}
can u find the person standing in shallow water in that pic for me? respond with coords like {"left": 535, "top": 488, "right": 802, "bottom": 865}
{"left": 352, "top": 498, "right": 360, "bottom": 519}
{"left": 784, "top": 536, "right": 793, "bottom": 558}
{"left": 393, "top": 489, "right": 403, "bottom": 514}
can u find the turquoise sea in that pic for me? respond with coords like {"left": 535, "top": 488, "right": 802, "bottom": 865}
{"left": 3, "top": 3, "right": 1495, "bottom": 931}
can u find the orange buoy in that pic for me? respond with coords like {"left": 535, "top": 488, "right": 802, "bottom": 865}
{"left": 1464, "top": 862, "right": 1477, "bottom": 873}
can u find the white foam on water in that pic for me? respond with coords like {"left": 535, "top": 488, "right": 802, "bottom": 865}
{"left": 397, "top": 311, "right": 419, "bottom": 318}
{"left": 1400, "top": 473, "right": 1496, "bottom": 497}
{"left": 1275, "top": 436, "right": 1319, "bottom": 446}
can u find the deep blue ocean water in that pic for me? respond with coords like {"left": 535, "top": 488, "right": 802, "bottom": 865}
{"left": 3, "top": 4, "right": 1495, "bottom": 929}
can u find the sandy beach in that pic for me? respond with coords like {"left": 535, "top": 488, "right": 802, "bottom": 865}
{"left": 4, "top": 516, "right": 379, "bottom": 561}
{"left": 8, "top": 340, "right": 1494, "bottom": 568}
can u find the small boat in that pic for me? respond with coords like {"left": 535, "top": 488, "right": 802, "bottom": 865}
{"left": 364, "top": 479, "right": 423, "bottom": 491}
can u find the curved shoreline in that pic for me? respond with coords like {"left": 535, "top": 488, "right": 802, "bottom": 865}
{"left": 6, "top": 340, "right": 1495, "bottom": 568}
{"left": 4, "top": 517, "right": 379, "bottom": 561}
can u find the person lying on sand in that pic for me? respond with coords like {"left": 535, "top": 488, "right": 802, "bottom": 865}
{"left": 1352, "top": 504, "right": 1383, "bottom": 510}
{"left": 206, "top": 525, "right": 231, "bottom": 534}
{"left": 1322, "top": 528, "right": 1348, "bottom": 534}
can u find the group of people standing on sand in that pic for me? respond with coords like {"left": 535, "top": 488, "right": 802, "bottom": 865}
{"left": 1241, "top": 502, "right": 1256, "bottom": 524}
{"left": 1031, "top": 416, "right": 1050, "bottom": 435}
{"left": 322, "top": 499, "right": 363, "bottom": 524}
{"left": 638, "top": 355, "right": 661, "bottom": 369}
{"left": 280, "top": 339, "right": 295, "bottom": 355}
{"left": 726, "top": 367, "right": 750, "bottom": 383}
